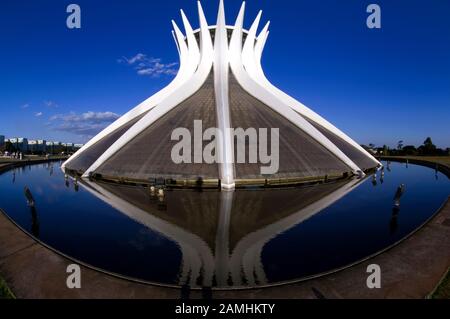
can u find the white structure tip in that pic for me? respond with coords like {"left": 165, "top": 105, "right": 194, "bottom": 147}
{"left": 234, "top": 2, "right": 246, "bottom": 26}
{"left": 197, "top": 1, "right": 208, "bottom": 25}
{"left": 172, "top": 20, "right": 184, "bottom": 36}
{"left": 180, "top": 9, "right": 189, "bottom": 23}
{"left": 258, "top": 21, "right": 270, "bottom": 38}
{"left": 218, "top": 0, "right": 225, "bottom": 21}
{"left": 250, "top": 11, "right": 262, "bottom": 31}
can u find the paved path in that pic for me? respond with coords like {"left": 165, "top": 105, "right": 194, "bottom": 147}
{"left": 0, "top": 197, "right": 449, "bottom": 299}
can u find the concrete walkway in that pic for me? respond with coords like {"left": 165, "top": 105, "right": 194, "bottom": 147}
{"left": 0, "top": 197, "right": 449, "bottom": 299}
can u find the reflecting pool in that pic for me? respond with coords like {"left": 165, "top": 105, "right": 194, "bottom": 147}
{"left": 0, "top": 161, "right": 448, "bottom": 288}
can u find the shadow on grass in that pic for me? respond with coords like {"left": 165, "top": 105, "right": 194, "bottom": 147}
{"left": 432, "top": 268, "right": 450, "bottom": 299}
{"left": 0, "top": 276, "right": 15, "bottom": 299}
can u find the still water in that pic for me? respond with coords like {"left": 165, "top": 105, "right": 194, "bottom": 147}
{"left": 0, "top": 161, "right": 448, "bottom": 288}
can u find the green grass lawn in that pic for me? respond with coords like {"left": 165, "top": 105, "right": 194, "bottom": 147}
{"left": 432, "top": 269, "right": 450, "bottom": 299}
{"left": 0, "top": 276, "right": 15, "bottom": 299}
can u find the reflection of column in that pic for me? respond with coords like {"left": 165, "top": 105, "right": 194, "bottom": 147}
{"left": 242, "top": 242, "right": 267, "bottom": 286}
{"left": 214, "top": 191, "right": 233, "bottom": 286}
{"left": 77, "top": 174, "right": 369, "bottom": 288}
{"left": 80, "top": 180, "right": 215, "bottom": 288}
{"left": 178, "top": 244, "right": 190, "bottom": 284}
{"left": 30, "top": 206, "right": 40, "bottom": 238}
{"left": 390, "top": 207, "right": 399, "bottom": 234}
{"left": 230, "top": 177, "right": 367, "bottom": 286}
{"left": 252, "top": 244, "right": 268, "bottom": 284}
{"left": 178, "top": 243, "right": 202, "bottom": 287}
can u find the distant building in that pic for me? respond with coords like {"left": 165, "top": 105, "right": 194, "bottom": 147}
{"left": 9, "top": 137, "right": 28, "bottom": 152}
{"left": 51, "top": 141, "right": 65, "bottom": 154}
{"left": 74, "top": 144, "right": 84, "bottom": 150}
{"left": 28, "top": 139, "right": 46, "bottom": 153}
{"left": 62, "top": 143, "right": 75, "bottom": 152}
{"left": 46, "top": 141, "right": 59, "bottom": 154}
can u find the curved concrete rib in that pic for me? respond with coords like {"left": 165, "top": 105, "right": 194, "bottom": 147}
{"left": 244, "top": 21, "right": 381, "bottom": 168}
{"left": 241, "top": 10, "right": 262, "bottom": 77}
{"left": 229, "top": 9, "right": 363, "bottom": 175}
{"left": 172, "top": 30, "right": 181, "bottom": 56}
{"left": 254, "top": 21, "right": 270, "bottom": 63}
{"left": 82, "top": 3, "right": 214, "bottom": 178}
{"left": 65, "top": 0, "right": 378, "bottom": 182}
{"left": 213, "top": 0, "right": 236, "bottom": 189}
{"left": 181, "top": 9, "right": 201, "bottom": 68}
{"left": 62, "top": 19, "right": 194, "bottom": 171}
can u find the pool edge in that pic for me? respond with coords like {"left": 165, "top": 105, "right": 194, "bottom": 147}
{"left": 0, "top": 160, "right": 450, "bottom": 298}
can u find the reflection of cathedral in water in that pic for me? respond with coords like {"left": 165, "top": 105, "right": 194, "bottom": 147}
{"left": 80, "top": 178, "right": 365, "bottom": 288}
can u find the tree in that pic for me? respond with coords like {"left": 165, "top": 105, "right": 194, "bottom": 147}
{"left": 418, "top": 137, "right": 437, "bottom": 155}
{"left": 402, "top": 145, "right": 417, "bottom": 155}
{"left": 397, "top": 140, "right": 404, "bottom": 150}
{"left": 5, "top": 141, "right": 15, "bottom": 153}
{"left": 424, "top": 137, "right": 434, "bottom": 147}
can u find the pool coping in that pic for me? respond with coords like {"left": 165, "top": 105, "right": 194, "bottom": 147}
{"left": 0, "top": 159, "right": 449, "bottom": 298}
{"left": 378, "top": 156, "right": 450, "bottom": 179}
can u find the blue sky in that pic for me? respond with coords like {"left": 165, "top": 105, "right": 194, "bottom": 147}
{"left": 0, "top": 0, "right": 449, "bottom": 148}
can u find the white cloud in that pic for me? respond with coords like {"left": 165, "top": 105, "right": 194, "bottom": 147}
{"left": 125, "top": 53, "right": 147, "bottom": 64}
{"left": 35, "top": 112, "right": 43, "bottom": 117}
{"left": 44, "top": 100, "right": 58, "bottom": 108}
{"left": 48, "top": 111, "right": 121, "bottom": 137}
{"left": 50, "top": 111, "right": 120, "bottom": 123}
{"left": 118, "top": 53, "right": 178, "bottom": 77}
{"left": 21, "top": 103, "right": 30, "bottom": 109}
